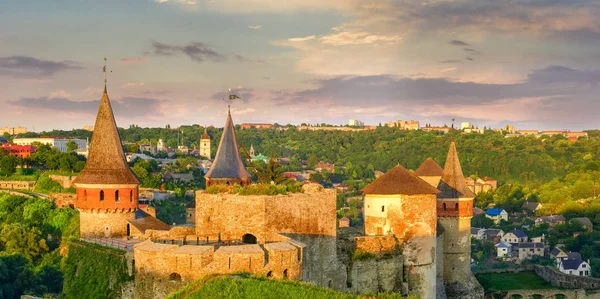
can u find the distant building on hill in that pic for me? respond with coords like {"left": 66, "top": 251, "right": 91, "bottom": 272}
{"left": 385, "top": 120, "right": 419, "bottom": 130}
{"left": 13, "top": 137, "right": 86, "bottom": 152}
{"left": 240, "top": 123, "right": 273, "bottom": 129}
{"left": 0, "top": 144, "right": 36, "bottom": 158}
{"left": 199, "top": 128, "right": 211, "bottom": 159}
{"left": 0, "top": 126, "right": 27, "bottom": 135}
{"left": 348, "top": 119, "right": 364, "bottom": 127}
{"left": 485, "top": 207, "right": 508, "bottom": 224}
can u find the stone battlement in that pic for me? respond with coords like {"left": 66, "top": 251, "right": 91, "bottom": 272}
{"left": 134, "top": 235, "right": 304, "bottom": 282}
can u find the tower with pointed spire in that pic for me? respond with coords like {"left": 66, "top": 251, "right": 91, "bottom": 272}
{"left": 200, "top": 127, "right": 211, "bottom": 159}
{"left": 72, "top": 83, "right": 141, "bottom": 238}
{"left": 437, "top": 141, "right": 480, "bottom": 296}
{"left": 249, "top": 144, "right": 255, "bottom": 157}
{"left": 204, "top": 108, "right": 251, "bottom": 186}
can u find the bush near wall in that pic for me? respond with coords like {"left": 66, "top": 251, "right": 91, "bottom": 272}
{"left": 61, "top": 240, "right": 132, "bottom": 299}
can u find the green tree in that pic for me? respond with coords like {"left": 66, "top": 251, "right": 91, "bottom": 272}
{"left": 0, "top": 254, "right": 36, "bottom": 299}
{"left": 255, "top": 156, "right": 288, "bottom": 184}
{"left": 0, "top": 224, "right": 49, "bottom": 262}
{"left": 0, "top": 155, "right": 17, "bottom": 177}
{"left": 307, "top": 154, "right": 319, "bottom": 169}
{"left": 66, "top": 140, "right": 78, "bottom": 152}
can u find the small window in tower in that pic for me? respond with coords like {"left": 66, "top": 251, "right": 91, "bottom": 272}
{"left": 84, "top": 190, "right": 87, "bottom": 201}
{"left": 115, "top": 190, "right": 119, "bottom": 202}
{"left": 100, "top": 190, "right": 104, "bottom": 201}
{"left": 455, "top": 203, "right": 459, "bottom": 211}
{"left": 443, "top": 203, "right": 447, "bottom": 211}
{"left": 381, "top": 206, "right": 385, "bottom": 212}
{"left": 129, "top": 190, "right": 133, "bottom": 202}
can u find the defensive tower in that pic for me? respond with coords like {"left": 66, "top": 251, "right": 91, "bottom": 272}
{"left": 200, "top": 127, "right": 211, "bottom": 159}
{"left": 204, "top": 108, "right": 251, "bottom": 186}
{"left": 72, "top": 83, "right": 140, "bottom": 238}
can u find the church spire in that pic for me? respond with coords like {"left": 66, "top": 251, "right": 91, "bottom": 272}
{"left": 437, "top": 141, "right": 474, "bottom": 198}
{"left": 204, "top": 108, "right": 251, "bottom": 186}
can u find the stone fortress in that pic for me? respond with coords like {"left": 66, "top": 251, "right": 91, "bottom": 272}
{"left": 76, "top": 82, "right": 483, "bottom": 299}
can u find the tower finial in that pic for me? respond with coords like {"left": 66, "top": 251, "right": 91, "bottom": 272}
{"left": 103, "top": 57, "right": 107, "bottom": 86}
{"left": 228, "top": 104, "right": 230, "bottom": 113}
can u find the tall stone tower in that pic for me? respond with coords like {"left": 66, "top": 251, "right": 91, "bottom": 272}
{"left": 249, "top": 144, "right": 255, "bottom": 157}
{"left": 204, "top": 108, "right": 251, "bottom": 186}
{"left": 72, "top": 84, "right": 140, "bottom": 238}
{"left": 362, "top": 165, "right": 440, "bottom": 298}
{"left": 437, "top": 141, "right": 481, "bottom": 297}
{"left": 200, "top": 128, "right": 211, "bottom": 159}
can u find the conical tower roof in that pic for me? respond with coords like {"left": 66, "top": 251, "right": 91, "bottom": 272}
{"left": 204, "top": 109, "right": 251, "bottom": 181}
{"left": 437, "top": 141, "right": 474, "bottom": 198}
{"left": 415, "top": 157, "right": 444, "bottom": 177}
{"left": 73, "top": 85, "right": 139, "bottom": 185}
{"left": 362, "top": 164, "right": 439, "bottom": 195}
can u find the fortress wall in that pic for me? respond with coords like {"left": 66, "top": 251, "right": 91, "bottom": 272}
{"left": 355, "top": 235, "right": 399, "bottom": 253}
{"left": 48, "top": 174, "right": 76, "bottom": 189}
{"left": 194, "top": 187, "right": 337, "bottom": 244}
{"left": 0, "top": 181, "right": 35, "bottom": 190}
{"left": 264, "top": 189, "right": 337, "bottom": 238}
{"left": 534, "top": 265, "right": 600, "bottom": 290}
{"left": 194, "top": 192, "right": 267, "bottom": 242}
{"left": 350, "top": 255, "right": 404, "bottom": 294}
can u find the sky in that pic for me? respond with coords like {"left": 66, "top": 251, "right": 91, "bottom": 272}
{"left": 1, "top": 0, "right": 600, "bottom": 131}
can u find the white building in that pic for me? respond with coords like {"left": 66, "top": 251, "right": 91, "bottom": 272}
{"left": 518, "top": 242, "right": 544, "bottom": 261}
{"left": 13, "top": 137, "right": 87, "bottom": 152}
{"left": 495, "top": 242, "right": 512, "bottom": 258}
{"left": 501, "top": 229, "right": 528, "bottom": 243}
{"left": 558, "top": 258, "right": 591, "bottom": 277}
{"left": 485, "top": 208, "right": 508, "bottom": 224}
{"left": 460, "top": 122, "right": 472, "bottom": 130}
{"left": 349, "top": 119, "right": 364, "bottom": 127}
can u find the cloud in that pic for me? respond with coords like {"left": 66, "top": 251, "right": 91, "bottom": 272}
{"left": 230, "top": 108, "right": 256, "bottom": 115}
{"left": 527, "top": 65, "right": 600, "bottom": 84}
{"left": 465, "top": 57, "right": 474, "bottom": 61}
{"left": 0, "top": 56, "right": 82, "bottom": 78}
{"left": 318, "top": 30, "right": 402, "bottom": 46}
{"left": 155, "top": 0, "right": 198, "bottom": 4}
{"left": 122, "top": 82, "right": 145, "bottom": 88}
{"left": 149, "top": 41, "right": 226, "bottom": 62}
{"left": 233, "top": 54, "right": 267, "bottom": 64}
{"left": 120, "top": 57, "right": 147, "bottom": 64}
{"left": 288, "top": 35, "right": 316, "bottom": 42}
{"left": 248, "top": 25, "right": 262, "bottom": 30}
{"left": 8, "top": 96, "right": 167, "bottom": 118}
{"left": 463, "top": 48, "right": 480, "bottom": 54}
{"left": 449, "top": 40, "right": 470, "bottom": 46}
{"left": 49, "top": 90, "right": 72, "bottom": 98}
{"left": 439, "top": 59, "right": 461, "bottom": 64}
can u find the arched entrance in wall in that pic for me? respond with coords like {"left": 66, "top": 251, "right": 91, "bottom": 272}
{"left": 266, "top": 271, "right": 272, "bottom": 278}
{"left": 283, "top": 269, "right": 288, "bottom": 279}
{"left": 242, "top": 233, "right": 257, "bottom": 244}
{"left": 127, "top": 224, "right": 131, "bottom": 236}
{"left": 104, "top": 226, "right": 110, "bottom": 237}
{"left": 169, "top": 273, "right": 182, "bottom": 281}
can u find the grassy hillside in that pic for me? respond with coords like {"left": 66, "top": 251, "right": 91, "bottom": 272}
{"left": 476, "top": 271, "right": 556, "bottom": 291}
{"left": 168, "top": 274, "right": 406, "bottom": 299}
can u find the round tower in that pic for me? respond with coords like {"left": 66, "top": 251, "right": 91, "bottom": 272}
{"left": 437, "top": 141, "right": 481, "bottom": 297}
{"left": 362, "top": 165, "right": 440, "bottom": 298}
{"left": 72, "top": 84, "right": 140, "bottom": 238}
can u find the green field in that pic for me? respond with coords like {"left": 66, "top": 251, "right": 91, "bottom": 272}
{"left": 476, "top": 271, "right": 556, "bottom": 291}
{"left": 168, "top": 274, "right": 407, "bottom": 299}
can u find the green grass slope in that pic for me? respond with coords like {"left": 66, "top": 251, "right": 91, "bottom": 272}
{"left": 168, "top": 274, "right": 406, "bottom": 299}
{"left": 476, "top": 271, "right": 557, "bottom": 291}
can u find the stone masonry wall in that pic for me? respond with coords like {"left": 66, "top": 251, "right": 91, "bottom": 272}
{"left": 0, "top": 181, "right": 35, "bottom": 190}
{"left": 195, "top": 187, "right": 337, "bottom": 243}
{"left": 354, "top": 235, "right": 399, "bottom": 254}
{"left": 534, "top": 265, "right": 600, "bottom": 290}
{"left": 80, "top": 210, "right": 136, "bottom": 238}
{"left": 350, "top": 255, "right": 404, "bottom": 294}
{"left": 48, "top": 174, "right": 77, "bottom": 189}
